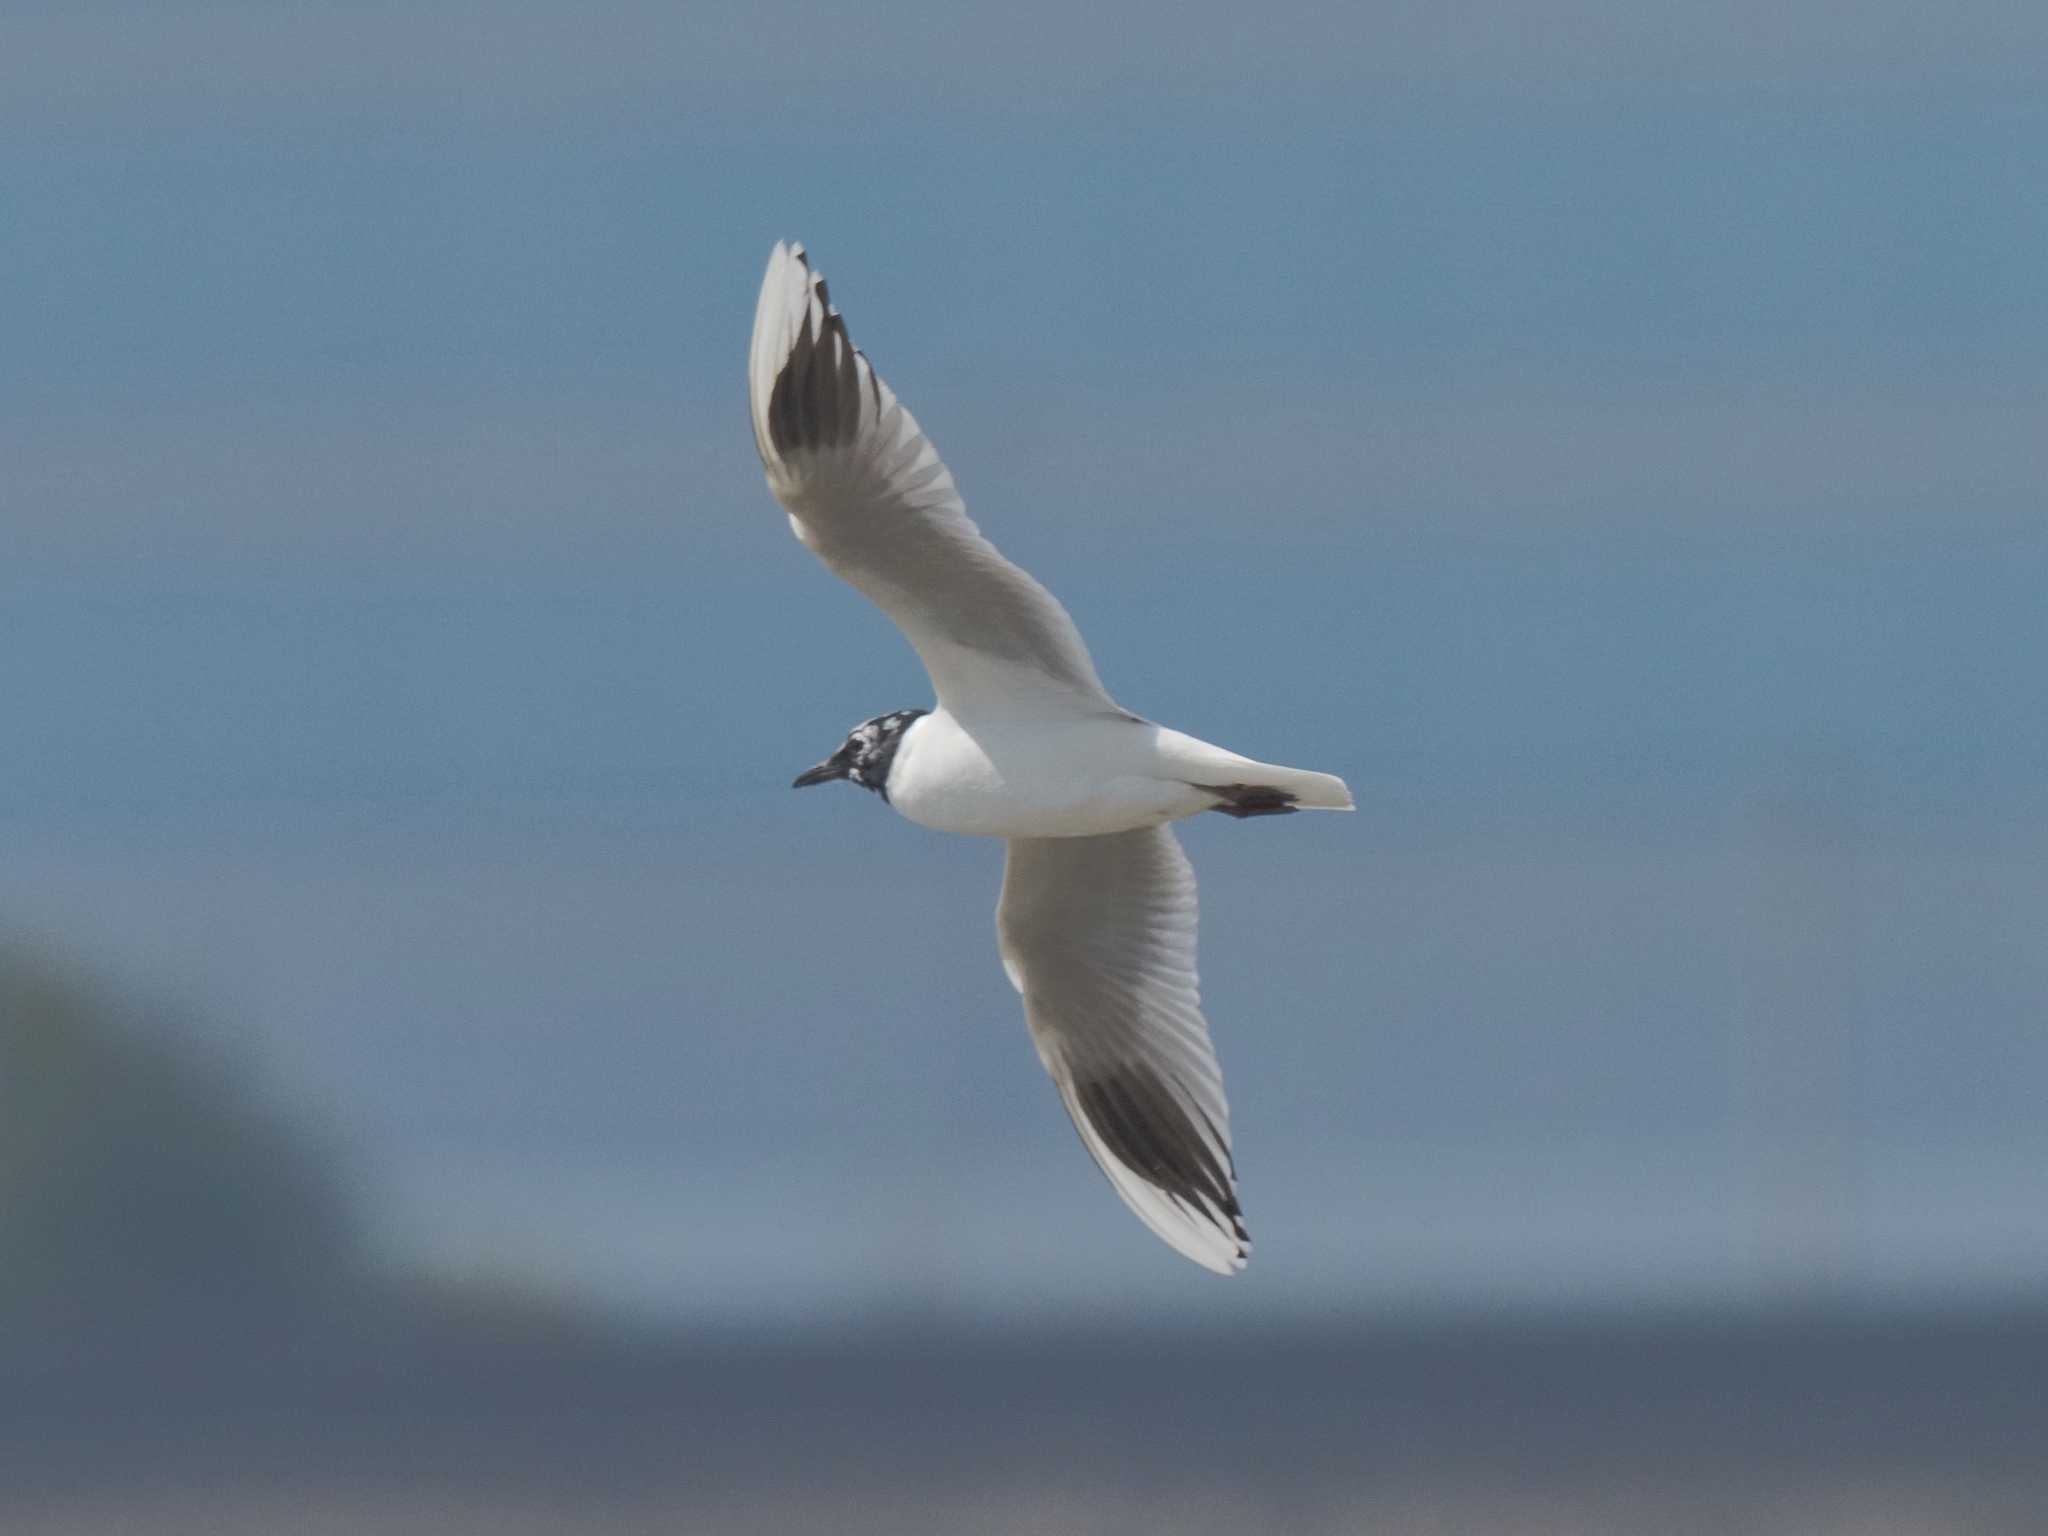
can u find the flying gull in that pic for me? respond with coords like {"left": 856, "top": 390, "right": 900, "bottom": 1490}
{"left": 749, "top": 242, "right": 1351, "bottom": 1273}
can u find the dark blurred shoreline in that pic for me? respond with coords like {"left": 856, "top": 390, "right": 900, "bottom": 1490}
{"left": 9, "top": 1298, "right": 2046, "bottom": 1522}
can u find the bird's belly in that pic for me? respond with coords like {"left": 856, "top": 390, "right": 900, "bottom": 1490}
{"left": 888, "top": 717, "right": 1205, "bottom": 838}
{"left": 894, "top": 772, "right": 1200, "bottom": 837}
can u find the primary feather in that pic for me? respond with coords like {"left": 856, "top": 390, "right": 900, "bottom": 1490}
{"left": 749, "top": 242, "right": 1114, "bottom": 716}
{"left": 998, "top": 826, "right": 1248, "bottom": 1273}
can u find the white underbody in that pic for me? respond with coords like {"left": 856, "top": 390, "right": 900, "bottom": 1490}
{"left": 887, "top": 708, "right": 1346, "bottom": 838}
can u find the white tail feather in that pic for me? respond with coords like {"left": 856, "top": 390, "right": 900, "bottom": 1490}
{"left": 1149, "top": 728, "right": 1353, "bottom": 811}
{"left": 1251, "top": 764, "right": 1354, "bottom": 811}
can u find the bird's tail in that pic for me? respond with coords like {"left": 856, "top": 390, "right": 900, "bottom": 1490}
{"left": 1239, "top": 763, "right": 1354, "bottom": 811}
{"left": 1151, "top": 729, "right": 1354, "bottom": 816}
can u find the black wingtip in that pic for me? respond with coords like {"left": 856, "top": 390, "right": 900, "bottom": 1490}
{"left": 1073, "top": 1067, "right": 1241, "bottom": 1234}
{"left": 765, "top": 256, "right": 869, "bottom": 458}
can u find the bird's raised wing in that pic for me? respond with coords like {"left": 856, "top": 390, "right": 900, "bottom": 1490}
{"left": 748, "top": 242, "right": 1116, "bottom": 716}
{"left": 996, "top": 826, "right": 1247, "bottom": 1274}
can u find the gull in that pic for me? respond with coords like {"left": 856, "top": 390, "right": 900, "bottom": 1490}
{"left": 749, "top": 242, "right": 1351, "bottom": 1273}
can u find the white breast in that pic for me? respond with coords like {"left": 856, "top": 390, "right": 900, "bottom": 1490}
{"left": 885, "top": 710, "right": 1209, "bottom": 839}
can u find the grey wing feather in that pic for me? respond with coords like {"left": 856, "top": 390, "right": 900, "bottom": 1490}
{"left": 748, "top": 242, "right": 1116, "bottom": 716}
{"left": 996, "top": 825, "right": 1248, "bottom": 1274}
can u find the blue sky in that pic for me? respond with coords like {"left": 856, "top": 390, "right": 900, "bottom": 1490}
{"left": 5, "top": 2, "right": 2046, "bottom": 1325}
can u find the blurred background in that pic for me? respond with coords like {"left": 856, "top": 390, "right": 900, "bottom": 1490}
{"left": 5, "top": 2, "right": 2046, "bottom": 1530}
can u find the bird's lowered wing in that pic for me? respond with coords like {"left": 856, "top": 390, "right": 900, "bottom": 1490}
{"left": 996, "top": 825, "right": 1248, "bottom": 1274}
{"left": 748, "top": 242, "right": 1116, "bottom": 716}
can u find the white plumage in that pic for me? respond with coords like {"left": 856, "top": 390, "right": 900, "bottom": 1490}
{"left": 750, "top": 241, "right": 1351, "bottom": 1273}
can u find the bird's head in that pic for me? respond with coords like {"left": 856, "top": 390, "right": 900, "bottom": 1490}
{"left": 792, "top": 709, "right": 928, "bottom": 799}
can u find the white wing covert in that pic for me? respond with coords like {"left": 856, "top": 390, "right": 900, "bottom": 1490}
{"left": 748, "top": 242, "right": 1116, "bottom": 715}
{"left": 996, "top": 825, "right": 1248, "bottom": 1274}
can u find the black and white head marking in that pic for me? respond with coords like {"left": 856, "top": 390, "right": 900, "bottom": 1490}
{"left": 791, "top": 709, "right": 928, "bottom": 801}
